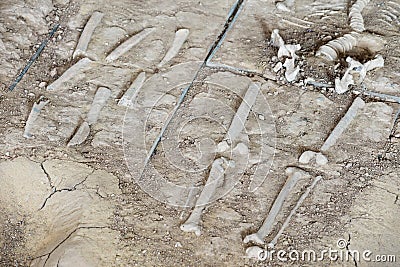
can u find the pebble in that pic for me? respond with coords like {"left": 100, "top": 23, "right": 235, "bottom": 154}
{"left": 50, "top": 68, "right": 57, "bottom": 77}
{"left": 39, "top": 81, "right": 47, "bottom": 88}
{"left": 273, "top": 62, "right": 283, "bottom": 72}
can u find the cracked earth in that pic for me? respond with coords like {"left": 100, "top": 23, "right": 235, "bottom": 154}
{"left": 0, "top": 0, "right": 399, "bottom": 266}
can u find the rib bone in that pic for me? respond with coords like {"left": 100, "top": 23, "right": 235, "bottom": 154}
{"left": 87, "top": 87, "right": 111, "bottom": 125}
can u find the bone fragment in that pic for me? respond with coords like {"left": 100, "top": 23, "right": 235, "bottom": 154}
{"left": 87, "top": 87, "right": 111, "bottom": 125}
{"left": 158, "top": 29, "right": 190, "bottom": 67}
{"left": 73, "top": 11, "right": 104, "bottom": 59}
{"left": 23, "top": 97, "right": 50, "bottom": 139}
{"left": 299, "top": 151, "right": 328, "bottom": 165}
{"left": 118, "top": 72, "right": 146, "bottom": 107}
{"left": 245, "top": 246, "right": 264, "bottom": 259}
{"left": 335, "top": 55, "right": 384, "bottom": 94}
{"left": 47, "top": 58, "right": 92, "bottom": 90}
{"left": 105, "top": 28, "right": 154, "bottom": 62}
{"left": 67, "top": 121, "right": 90, "bottom": 146}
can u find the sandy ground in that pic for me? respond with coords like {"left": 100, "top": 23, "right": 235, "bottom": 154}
{"left": 0, "top": 0, "right": 399, "bottom": 266}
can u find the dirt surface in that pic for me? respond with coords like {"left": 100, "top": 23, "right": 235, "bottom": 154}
{"left": 0, "top": 0, "right": 399, "bottom": 266}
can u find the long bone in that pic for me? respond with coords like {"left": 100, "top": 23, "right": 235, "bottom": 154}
{"left": 68, "top": 87, "right": 111, "bottom": 146}
{"left": 243, "top": 167, "right": 306, "bottom": 245}
{"left": 217, "top": 82, "right": 260, "bottom": 152}
{"left": 180, "top": 157, "right": 233, "bottom": 236}
{"left": 245, "top": 176, "right": 322, "bottom": 258}
{"left": 320, "top": 97, "right": 365, "bottom": 151}
{"left": 268, "top": 176, "right": 322, "bottom": 248}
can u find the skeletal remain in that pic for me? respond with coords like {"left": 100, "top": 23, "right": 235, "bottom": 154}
{"left": 299, "top": 151, "right": 328, "bottom": 165}
{"left": 73, "top": 11, "right": 104, "bottom": 59}
{"left": 273, "top": 62, "right": 283, "bottom": 72}
{"left": 270, "top": 29, "right": 285, "bottom": 50}
{"left": 335, "top": 57, "right": 362, "bottom": 94}
{"left": 180, "top": 157, "right": 234, "bottom": 236}
{"left": 364, "top": 54, "right": 384, "bottom": 71}
{"left": 316, "top": 32, "right": 359, "bottom": 61}
{"left": 87, "top": 87, "right": 111, "bottom": 125}
{"left": 47, "top": 58, "right": 92, "bottom": 90}
{"left": 23, "top": 97, "right": 50, "bottom": 139}
{"left": 304, "top": 78, "right": 332, "bottom": 88}
{"left": 268, "top": 176, "right": 322, "bottom": 248}
{"left": 270, "top": 30, "right": 301, "bottom": 81}
{"left": 67, "top": 121, "right": 90, "bottom": 146}
{"left": 335, "top": 55, "right": 384, "bottom": 94}
{"left": 283, "top": 57, "right": 300, "bottom": 82}
{"left": 105, "top": 28, "right": 154, "bottom": 62}
{"left": 320, "top": 97, "right": 365, "bottom": 152}
{"left": 316, "top": 0, "right": 370, "bottom": 60}
{"left": 243, "top": 167, "right": 306, "bottom": 245}
{"left": 118, "top": 72, "right": 146, "bottom": 107}
{"left": 217, "top": 82, "right": 260, "bottom": 153}
{"left": 349, "top": 0, "right": 370, "bottom": 32}
{"left": 299, "top": 150, "right": 317, "bottom": 164}
{"left": 158, "top": 29, "right": 190, "bottom": 67}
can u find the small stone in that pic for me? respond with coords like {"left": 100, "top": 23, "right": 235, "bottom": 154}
{"left": 258, "top": 114, "right": 265, "bottom": 120}
{"left": 39, "top": 82, "right": 47, "bottom": 88}
{"left": 50, "top": 68, "right": 57, "bottom": 77}
{"left": 175, "top": 242, "right": 182, "bottom": 248}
